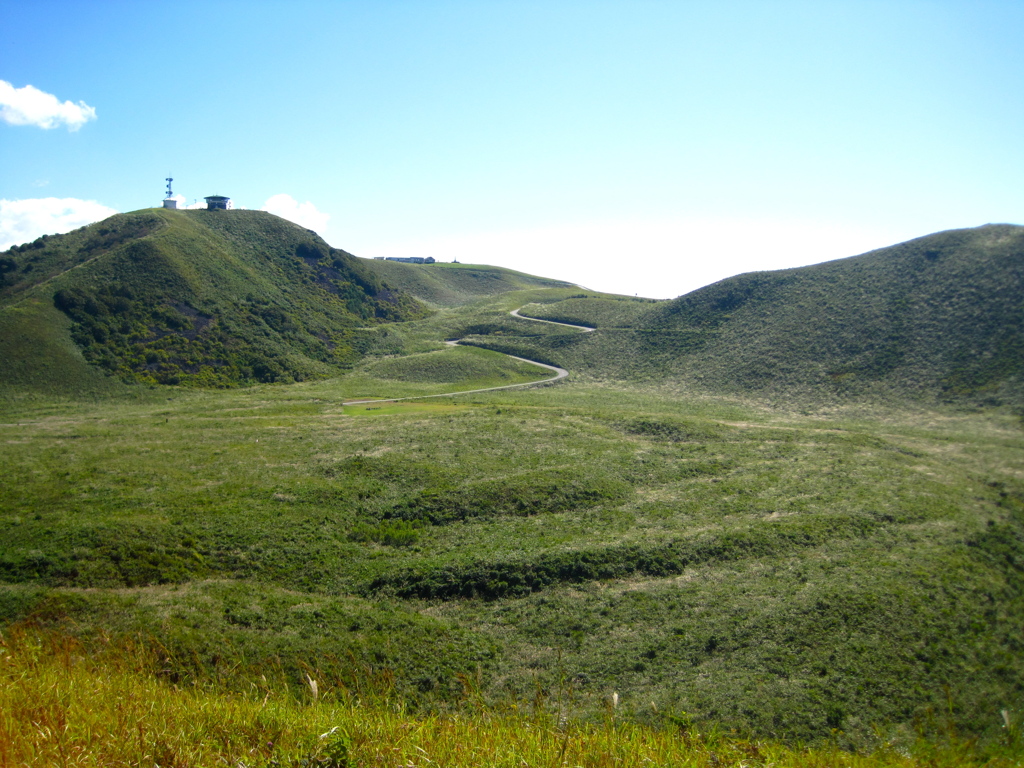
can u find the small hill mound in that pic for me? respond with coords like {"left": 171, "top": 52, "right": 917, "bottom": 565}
{"left": 360, "top": 345, "right": 550, "bottom": 386}
{"left": 0, "top": 209, "right": 427, "bottom": 395}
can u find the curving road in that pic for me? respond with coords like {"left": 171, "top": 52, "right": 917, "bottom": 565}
{"left": 510, "top": 306, "right": 596, "bottom": 332}
{"left": 341, "top": 306, "right": 592, "bottom": 406}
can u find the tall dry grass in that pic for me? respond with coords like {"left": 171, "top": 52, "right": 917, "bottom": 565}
{"left": 0, "top": 627, "right": 1015, "bottom": 767}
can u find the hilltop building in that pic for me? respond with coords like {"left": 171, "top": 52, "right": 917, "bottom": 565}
{"left": 158, "top": 179, "right": 232, "bottom": 211}
{"left": 373, "top": 256, "right": 435, "bottom": 264}
{"left": 205, "top": 195, "right": 230, "bottom": 210}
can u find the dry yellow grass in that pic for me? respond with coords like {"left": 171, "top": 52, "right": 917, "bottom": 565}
{"left": 0, "top": 627, "right": 1015, "bottom": 768}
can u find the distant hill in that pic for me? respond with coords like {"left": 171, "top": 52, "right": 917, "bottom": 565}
{"left": 360, "top": 258, "right": 575, "bottom": 307}
{"left": 0, "top": 208, "right": 428, "bottom": 395}
{"left": 503, "top": 224, "right": 1024, "bottom": 405}
{"left": 4, "top": 216, "right": 1021, "bottom": 407}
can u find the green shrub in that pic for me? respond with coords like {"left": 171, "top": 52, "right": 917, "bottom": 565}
{"left": 384, "top": 469, "right": 632, "bottom": 525}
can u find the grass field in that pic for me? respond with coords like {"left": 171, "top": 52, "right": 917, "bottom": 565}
{"left": 2, "top": 220, "right": 1023, "bottom": 763}
{"left": 2, "top": 373, "right": 1022, "bottom": 753}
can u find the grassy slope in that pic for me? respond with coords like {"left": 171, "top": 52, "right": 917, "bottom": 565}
{"left": 359, "top": 259, "right": 576, "bottom": 307}
{"left": 358, "top": 344, "right": 553, "bottom": 388}
{"left": 0, "top": 208, "right": 427, "bottom": 395}
{"left": 0, "top": 296, "right": 135, "bottom": 403}
{"left": 513, "top": 224, "right": 1024, "bottom": 406}
{"left": 0, "top": 213, "right": 165, "bottom": 401}
{"left": 5, "top": 628, "right": 1017, "bottom": 768}
{"left": 13, "top": 630, "right": 1017, "bottom": 768}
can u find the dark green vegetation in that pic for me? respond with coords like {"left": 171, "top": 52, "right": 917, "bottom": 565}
{"left": 1, "top": 217, "right": 1022, "bottom": 756}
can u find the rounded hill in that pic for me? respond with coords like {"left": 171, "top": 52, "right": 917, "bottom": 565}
{"left": 0, "top": 208, "right": 429, "bottom": 394}
{"left": 497, "top": 224, "right": 1024, "bottom": 406}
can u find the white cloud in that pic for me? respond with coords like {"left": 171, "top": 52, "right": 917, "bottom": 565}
{"left": 0, "top": 80, "right": 97, "bottom": 131}
{"left": 166, "top": 194, "right": 190, "bottom": 208}
{"left": 0, "top": 198, "right": 117, "bottom": 251}
{"left": 261, "top": 194, "right": 329, "bottom": 233}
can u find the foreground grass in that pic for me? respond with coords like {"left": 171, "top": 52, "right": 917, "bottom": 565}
{"left": 2, "top": 628, "right": 1018, "bottom": 768}
{"left": 3, "top": 381, "right": 1024, "bottom": 742}
{"left": 1, "top": 377, "right": 1022, "bottom": 746}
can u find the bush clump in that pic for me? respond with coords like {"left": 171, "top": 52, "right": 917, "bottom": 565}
{"left": 384, "top": 469, "right": 632, "bottom": 526}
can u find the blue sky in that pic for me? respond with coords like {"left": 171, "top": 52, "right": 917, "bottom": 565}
{"left": 2, "top": 1, "right": 1022, "bottom": 298}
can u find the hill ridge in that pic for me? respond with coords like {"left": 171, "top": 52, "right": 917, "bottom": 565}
{"left": 480, "top": 223, "right": 1024, "bottom": 406}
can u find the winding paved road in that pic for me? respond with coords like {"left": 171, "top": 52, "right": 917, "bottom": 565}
{"left": 509, "top": 306, "right": 596, "bottom": 332}
{"left": 342, "top": 306, "right": 593, "bottom": 406}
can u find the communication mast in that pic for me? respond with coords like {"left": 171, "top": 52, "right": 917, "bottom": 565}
{"left": 163, "top": 176, "right": 178, "bottom": 209}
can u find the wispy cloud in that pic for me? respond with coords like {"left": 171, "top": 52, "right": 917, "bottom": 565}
{"left": 261, "top": 194, "right": 329, "bottom": 233}
{"left": 164, "top": 194, "right": 193, "bottom": 209}
{"left": 0, "top": 198, "right": 117, "bottom": 251}
{"left": 180, "top": 196, "right": 207, "bottom": 210}
{"left": 0, "top": 80, "right": 97, "bottom": 131}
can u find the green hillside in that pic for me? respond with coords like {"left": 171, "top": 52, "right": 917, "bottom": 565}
{"left": 0, "top": 208, "right": 427, "bottom": 396}
{"left": 360, "top": 258, "right": 576, "bottom": 307}
{"left": 1, "top": 221, "right": 1023, "bottom": 760}
{"left": 500, "top": 224, "right": 1024, "bottom": 406}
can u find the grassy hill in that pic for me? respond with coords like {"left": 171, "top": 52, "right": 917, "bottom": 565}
{"left": 0, "top": 208, "right": 428, "bottom": 397}
{"left": 359, "top": 258, "right": 575, "bottom": 307}
{"left": 504, "top": 224, "right": 1024, "bottom": 406}
{"left": 1, "top": 222, "right": 1023, "bottom": 761}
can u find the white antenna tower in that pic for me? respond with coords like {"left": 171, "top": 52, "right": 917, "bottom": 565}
{"left": 162, "top": 176, "right": 179, "bottom": 209}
